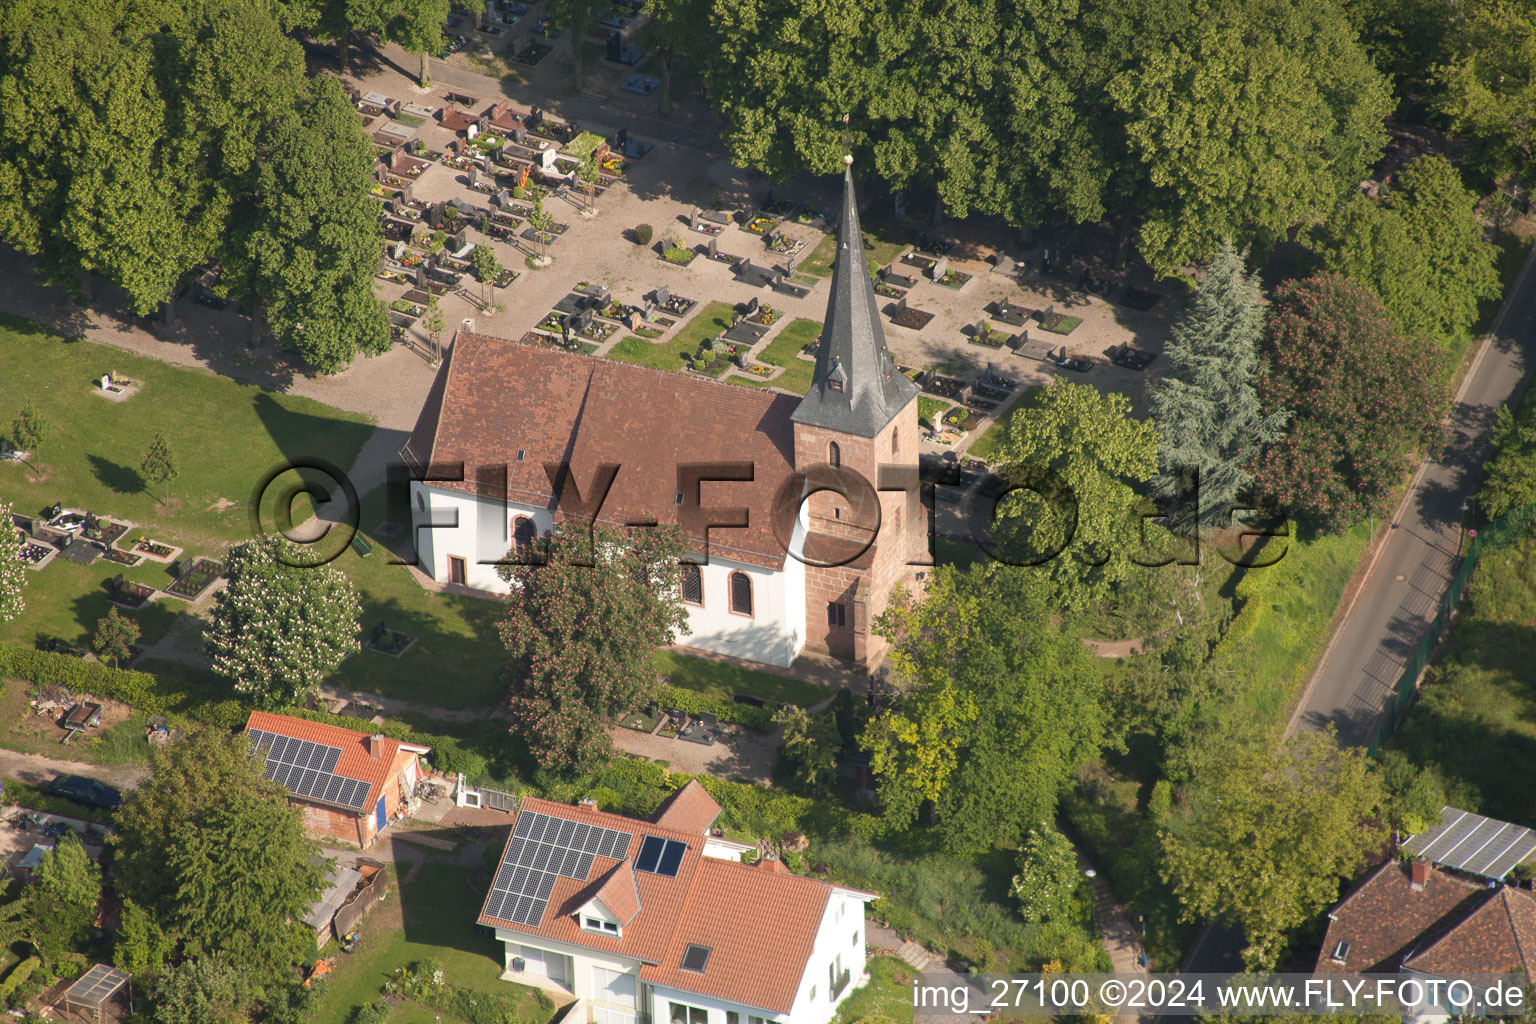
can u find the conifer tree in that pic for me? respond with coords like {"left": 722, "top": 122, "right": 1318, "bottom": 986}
{"left": 1151, "top": 241, "right": 1286, "bottom": 531}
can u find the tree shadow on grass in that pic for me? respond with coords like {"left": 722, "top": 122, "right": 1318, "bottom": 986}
{"left": 86, "top": 454, "right": 144, "bottom": 497}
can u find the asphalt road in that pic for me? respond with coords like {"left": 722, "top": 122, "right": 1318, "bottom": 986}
{"left": 1288, "top": 245, "right": 1536, "bottom": 747}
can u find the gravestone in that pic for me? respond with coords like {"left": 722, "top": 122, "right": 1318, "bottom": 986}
{"left": 930, "top": 257, "right": 949, "bottom": 281}
{"left": 655, "top": 284, "right": 671, "bottom": 306}
{"left": 992, "top": 252, "right": 1015, "bottom": 275}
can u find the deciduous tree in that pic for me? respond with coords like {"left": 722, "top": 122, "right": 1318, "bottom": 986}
{"left": 1436, "top": 0, "right": 1536, "bottom": 188}
{"left": 114, "top": 729, "right": 286, "bottom": 912}
{"left": 204, "top": 535, "right": 361, "bottom": 707}
{"left": 773, "top": 706, "right": 840, "bottom": 794}
{"left": 862, "top": 566, "right": 1105, "bottom": 851}
{"left": 497, "top": 522, "right": 689, "bottom": 773}
{"left": 167, "top": 794, "right": 322, "bottom": 984}
{"left": 1254, "top": 273, "right": 1449, "bottom": 533}
{"left": 141, "top": 431, "right": 179, "bottom": 506}
{"left": 93, "top": 607, "right": 140, "bottom": 668}
{"left": 1310, "top": 156, "right": 1499, "bottom": 351}
{"left": 1161, "top": 730, "right": 1386, "bottom": 969}
{"left": 990, "top": 381, "right": 1158, "bottom": 609}
{"left": 25, "top": 832, "right": 102, "bottom": 964}
{"left": 1151, "top": 241, "right": 1285, "bottom": 530}
{"left": 230, "top": 76, "right": 389, "bottom": 373}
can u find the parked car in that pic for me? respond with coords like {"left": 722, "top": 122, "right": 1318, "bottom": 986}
{"left": 46, "top": 775, "right": 121, "bottom": 811}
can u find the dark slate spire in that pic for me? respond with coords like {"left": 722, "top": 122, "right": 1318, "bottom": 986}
{"left": 792, "top": 160, "right": 919, "bottom": 438}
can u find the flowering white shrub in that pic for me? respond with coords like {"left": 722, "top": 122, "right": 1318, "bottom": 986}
{"left": 204, "top": 535, "right": 360, "bottom": 706}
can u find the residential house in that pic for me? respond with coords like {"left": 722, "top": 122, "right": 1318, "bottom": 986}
{"left": 243, "top": 711, "right": 430, "bottom": 849}
{"left": 1317, "top": 860, "right": 1536, "bottom": 1015}
{"left": 477, "top": 781, "right": 878, "bottom": 1024}
{"left": 402, "top": 167, "right": 925, "bottom": 671}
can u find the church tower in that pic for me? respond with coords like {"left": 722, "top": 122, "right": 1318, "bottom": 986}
{"left": 791, "top": 158, "right": 924, "bottom": 667}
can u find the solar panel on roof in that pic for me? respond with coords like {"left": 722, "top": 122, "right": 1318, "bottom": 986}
{"left": 634, "top": 835, "right": 687, "bottom": 877}
{"left": 1403, "top": 806, "right": 1536, "bottom": 880}
{"left": 483, "top": 810, "right": 637, "bottom": 929}
{"left": 247, "top": 729, "right": 371, "bottom": 811}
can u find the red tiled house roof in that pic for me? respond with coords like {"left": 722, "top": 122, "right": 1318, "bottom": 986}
{"left": 244, "top": 711, "right": 425, "bottom": 814}
{"left": 477, "top": 796, "right": 869, "bottom": 1013}
{"left": 401, "top": 332, "right": 800, "bottom": 570}
{"left": 653, "top": 779, "right": 722, "bottom": 834}
{"left": 1317, "top": 861, "right": 1536, "bottom": 975}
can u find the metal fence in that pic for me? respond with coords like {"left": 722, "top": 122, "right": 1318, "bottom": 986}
{"left": 1365, "top": 501, "right": 1536, "bottom": 756}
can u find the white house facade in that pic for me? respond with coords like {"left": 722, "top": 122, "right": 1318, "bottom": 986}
{"left": 476, "top": 784, "right": 878, "bottom": 1024}
{"left": 408, "top": 481, "right": 807, "bottom": 668}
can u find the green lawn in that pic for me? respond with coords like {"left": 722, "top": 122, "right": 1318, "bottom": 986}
{"left": 833, "top": 954, "right": 916, "bottom": 1024}
{"left": 0, "top": 314, "right": 375, "bottom": 552}
{"left": 801, "top": 223, "right": 907, "bottom": 279}
{"left": 1390, "top": 529, "right": 1536, "bottom": 821}
{"left": 308, "top": 856, "right": 556, "bottom": 1024}
{"left": 965, "top": 386, "right": 1042, "bottom": 463}
{"left": 737, "top": 319, "right": 822, "bottom": 395}
{"left": 652, "top": 649, "right": 832, "bottom": 707}
{"left": 606, "top": 301, "right": 736, "bottom": 375}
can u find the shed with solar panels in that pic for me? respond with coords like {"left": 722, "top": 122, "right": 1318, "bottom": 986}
{"left": 1402, "top": 805, "right": 1536, "bottom": 880}
{"left": 244, "top": 710, "right": 431, "bottom": 849}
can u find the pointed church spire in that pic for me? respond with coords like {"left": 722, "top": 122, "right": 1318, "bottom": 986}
{"left": 792, "top": 157, "right": 919, "bottom": 438}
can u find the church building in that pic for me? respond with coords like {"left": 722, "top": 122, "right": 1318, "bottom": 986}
{"left": 400, "top": 164, "right": 924, "bottom": 670}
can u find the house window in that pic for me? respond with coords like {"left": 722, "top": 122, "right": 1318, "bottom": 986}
{"left": 680, "top": 563, "right": 703, "bottom": 605}
{"left": 827, "top": 602, "right": 846, "bottom": 628}
{"left": 512, "top": 515, "right": 536, "bottom": 550}
{"left": 669, "top": 1003, "right": 708, "bottom": 1024}
{"left": 729, "top": 571, "right": 753, "bottom": 616}
{"left": 828, "top": 441, "right": 841, "bottom": 468}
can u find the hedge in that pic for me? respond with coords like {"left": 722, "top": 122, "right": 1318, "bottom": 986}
{"left": 0, "top": 958, "right": 39, "bottom": 1004}
{"left": 653, "top": 684, "right": 775, "bottom": 732}
{"left": 0, "top": 642, "right": 246, "bottom": 726}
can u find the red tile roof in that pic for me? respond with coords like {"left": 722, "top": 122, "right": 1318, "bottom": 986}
{"left": 1316, "top": 861, "right": 1536, "bottom": 975}
{"left": 401, "top": 331, "right": 801, "bottom": 570}
{"left": 586, "top": 860, "right": 642, "bottom": 925}
{"left": 244, "top": 711, "right": 426, "bottom": 815}
{"left": 653, "top": 780, "right": 721, "bottom": 834}
{"left": 477, "top": 796, "right": 864, "bottom": 1013}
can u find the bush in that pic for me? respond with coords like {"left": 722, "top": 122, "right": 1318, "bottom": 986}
{"left": 634, "top": 223, "right": 653, "bottom": 246}
{"left": 0, "top": 958, "right": 39, "bottom": 1006}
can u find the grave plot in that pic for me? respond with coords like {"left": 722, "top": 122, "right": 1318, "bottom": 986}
{"left": 1039, "top": 309, "right": 1083, "bottom": 335}
{"left": 122, "top": 535, "right": 182, "bottom": 563}
{"left": 106, "top": 574, "right": 155, "bottom": 609}
{"left": 1109, "top": 345, "right": 1157, "bottom": 371}
{"left": 888, "top": 297, "right": 935, "bottom": 331}
{"left": 651, "top": 287, "right": 696, "bottom": 317}
{"left": 17, "top": 541, "right": 55, "bottom": 570}
{"left": 968, "top": 322, "right": 1011, "bottom": 349}
{"left": 163, "top": 557, "right": 226, "bottom": 601}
